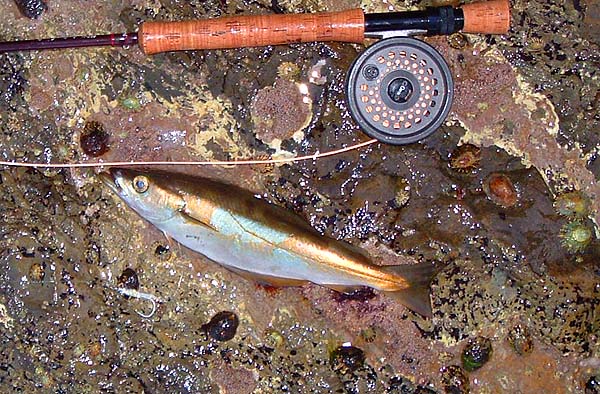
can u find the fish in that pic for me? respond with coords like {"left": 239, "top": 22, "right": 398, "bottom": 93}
{"left": 101, "top": 168, "right": 438, "bottom": 317}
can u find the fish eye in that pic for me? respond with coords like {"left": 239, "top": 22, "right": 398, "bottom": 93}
{"left": 132, "top": 176, "right": 149, "bottom": 193}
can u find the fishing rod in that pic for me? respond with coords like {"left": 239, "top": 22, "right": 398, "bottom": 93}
{"left": 0, "top": 0, "right": 509, "bottom": 54}
{"left": 0, "top": 0, "right": 510, "bottom": 145}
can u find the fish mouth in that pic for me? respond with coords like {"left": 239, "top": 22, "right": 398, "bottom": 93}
{"left": 99, "top": 169, "right": 125, "bottom": 196}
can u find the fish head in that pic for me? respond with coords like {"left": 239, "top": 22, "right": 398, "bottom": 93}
{"left": 101, "top": 168, "right": 186, "bottom": 224}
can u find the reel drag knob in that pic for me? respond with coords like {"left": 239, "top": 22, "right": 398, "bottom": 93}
{"left": 346, "top": 37, "right": 453, "bottom": 145}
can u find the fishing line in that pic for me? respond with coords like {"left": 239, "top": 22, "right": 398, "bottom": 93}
{"left": 0, "top": 139, "right": 378, "bottom": 169}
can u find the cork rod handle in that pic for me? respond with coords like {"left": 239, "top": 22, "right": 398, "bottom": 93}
{"left": 138, "top": 9, "right": 365, "bottom": 55}
{"left": 461, "top": 0, "right": 510, "bottom": 34}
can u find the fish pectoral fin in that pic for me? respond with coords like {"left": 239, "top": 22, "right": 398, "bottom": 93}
{"left": 160, "top": 230, "right": 181, "bottom": 253}
{"left": 179, "top": 210, "right": 218, "bottom": 232}
{"left": 380, "top": 261, "right": 440, "bottom": 318}
{"left": 227, "top": 266, "right": 309, "bottom": 287}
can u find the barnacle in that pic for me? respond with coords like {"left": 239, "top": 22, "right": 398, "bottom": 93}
{"left": 448, "top": 33, "right": 469, "bottom": 49}
{"left": 559, "top": 221, "right": 593, "bottom": 254}
{"left": 449, "top": 144, "right": 481, "bottom": 173}
{"left": 554, "top": 191, "right": 590, "bottom": 218}
{"left": 28, "top": 262, "right": 45, "bottom": 282}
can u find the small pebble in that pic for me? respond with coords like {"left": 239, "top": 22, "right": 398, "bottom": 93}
{"left": 461, "top": 336, "right": 493, "bottom": 372}
{"left": 14, "top": 0, "right": 47, "bottom": 19}
{"left": 483, "top": 173, "right": 518, "bottom": 207}
{"left": 441, "top": 365, "right": 469, "bottom": 394}
{"left": 507, "top": 324, "right": 533, "bottom": 355}
{"left": 586, "top": 375, "right": 600, "bottom": 394}
{"left": 330, "top": 345, "right": 365, "bottom": 375}
{"left": 28, "top": 262, "right": 45, "bottom": 282}
{"left": 117, "top": 268, "right": 139, "bottom": 290}
{"left": 203, "top": 311, "right": 239, "bottom": 342}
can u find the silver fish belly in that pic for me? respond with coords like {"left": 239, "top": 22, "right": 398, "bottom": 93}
{"left": 157, "top": 207, "right": 366, "bottom": 287}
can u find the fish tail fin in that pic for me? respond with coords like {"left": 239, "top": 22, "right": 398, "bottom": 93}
{"left": 381, "top": 261, "right": 439, "bottom": 318}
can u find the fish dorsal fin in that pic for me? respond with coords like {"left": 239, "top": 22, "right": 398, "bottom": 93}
{"left": 379, "top": 261, "right": 439, "bottom": 285}
{"left": 337, "top": 241, "right": 371, "bottom": 261}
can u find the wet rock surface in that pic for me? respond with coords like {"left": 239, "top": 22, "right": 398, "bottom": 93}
{"left": 0, "top": 0, "right": 599, "bottom": 392}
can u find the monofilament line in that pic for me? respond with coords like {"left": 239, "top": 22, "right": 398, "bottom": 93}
{"left": 0, "top": 139, "right": 378, "bottom": 169}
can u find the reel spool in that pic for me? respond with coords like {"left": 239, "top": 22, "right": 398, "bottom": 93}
{"left": 346, "top": 37, "right": 453, "bottom": 145}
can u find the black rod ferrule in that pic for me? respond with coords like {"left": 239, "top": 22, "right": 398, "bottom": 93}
{"left": 365, "top": 6, "right": 465, "bottom": 36}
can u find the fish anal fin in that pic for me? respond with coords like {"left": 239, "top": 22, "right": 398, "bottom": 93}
{"left": 227, "top": 266, "right": 308, "bottom": 287}
{"left": 324, "top": 284, "right": 365, "bottom": 294}
{"left": 380, "top": 261, "right": 440, "bottom": 318}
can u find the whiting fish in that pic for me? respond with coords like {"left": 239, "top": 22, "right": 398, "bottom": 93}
{"left": 101, "top": 169, "right": 437, "bottom": 317}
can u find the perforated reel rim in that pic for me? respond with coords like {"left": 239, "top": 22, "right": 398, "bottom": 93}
{"left": 346, "top": 37, "right": 453, "bottom": 145}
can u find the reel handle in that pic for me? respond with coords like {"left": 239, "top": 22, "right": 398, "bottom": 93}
{"left": 139, "top": 10, "right": 365, "bottom": 55}
{"left": 461, "top": 0, "right": 510, "bottom": 34}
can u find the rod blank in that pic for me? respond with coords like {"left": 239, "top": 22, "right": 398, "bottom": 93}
{"left": 0, "top": 33, "right": 138, "bottom": 53}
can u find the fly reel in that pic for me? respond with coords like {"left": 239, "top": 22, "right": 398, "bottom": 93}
{"left": 346, "top": 37, "right": 453, "bottom": 145}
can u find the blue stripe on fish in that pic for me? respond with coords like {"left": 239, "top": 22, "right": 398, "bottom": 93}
{"left": 211, "top": 207, "right": 290, "bottom": 245}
